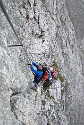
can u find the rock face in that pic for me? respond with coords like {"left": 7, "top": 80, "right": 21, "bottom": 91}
{"left": 65, "top": 0, "right": 84, "bottom": 41}
{"left": 65, "top": 0, "right": 84, "bottom": 75}
{"left": 0, "top": 0, "right": 84, "bottom": 125}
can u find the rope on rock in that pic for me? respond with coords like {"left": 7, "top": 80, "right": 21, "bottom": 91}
{"left": 0, "top": 0, "right": 23, "bottom": 47}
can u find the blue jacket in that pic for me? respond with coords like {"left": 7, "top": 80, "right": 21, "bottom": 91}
{"left": 30, "top": 62, "right": 43, "bottom": 81}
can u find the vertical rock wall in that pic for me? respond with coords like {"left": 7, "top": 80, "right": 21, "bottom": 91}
{"left": 0, "top": 0, "right": 84, "bottom": 125}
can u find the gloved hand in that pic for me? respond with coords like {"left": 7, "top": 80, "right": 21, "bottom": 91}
{"left": 30, "top": 63, "right": 32, "bottom": 66}
{"left": 27, "top": 62, "right": 32, "bottom": 66}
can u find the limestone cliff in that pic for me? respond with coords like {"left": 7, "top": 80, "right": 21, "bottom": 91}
{"left": 0, "top": 0, "right": 84, "bottom": 125}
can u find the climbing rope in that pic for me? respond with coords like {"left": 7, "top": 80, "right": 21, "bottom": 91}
{"left": 0, "top": 0, "right": 23, "bottom": 46}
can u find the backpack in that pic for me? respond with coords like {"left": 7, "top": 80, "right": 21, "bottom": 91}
{"left": 41, "top": 67, "right": 48, "bottom": 81}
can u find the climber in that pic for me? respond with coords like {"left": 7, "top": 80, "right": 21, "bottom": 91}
{"left": 29, "top": 62, "right": 55, "bottom": 91}
{"left": 30, "top": 61, "right": 43, "bottom": 91}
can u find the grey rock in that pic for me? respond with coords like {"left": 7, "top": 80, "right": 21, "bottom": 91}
{"left": 0, "top": 0, "right": 84, "bottom": 125}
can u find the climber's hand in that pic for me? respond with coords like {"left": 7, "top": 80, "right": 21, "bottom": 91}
{"left": 27, "top": 61, "right": 32, "bottom": 66}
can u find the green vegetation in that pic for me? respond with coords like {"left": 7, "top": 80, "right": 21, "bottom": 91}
{"left": 43, "top": 60, "right": 66, "bottom": 98}
{"left": 51, "top": 61, "right": 65, "bottom": 83}
{"left": 51, "top": 60, "right": 59, "bottom": 69}
{"left": 58, "top": 73, "right": 64, "bottom": 83}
